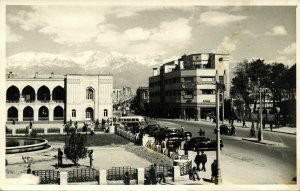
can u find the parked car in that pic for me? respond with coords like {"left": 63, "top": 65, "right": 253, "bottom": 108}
{"left": 142, "top": 124, "right": 161, "bottom": 136}
{"left": 219, "top": 124, "right": 230, "bottom": 135}
{"left": 185, "top": 136, "right": 224, "bottom": 151}
{"left": 165, "top": 133, "right": 183, "bottom": 151}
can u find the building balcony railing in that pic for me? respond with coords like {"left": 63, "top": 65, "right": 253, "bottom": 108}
{"left": 53, "top": 100, "right": 64, "bottom": 103}
{"left": 23, "top": 117, "right": 34, "bottom": 121}
{"left": 7, "top": 117, "right": 18, "bottom": 121}
{"left": 6, "top": 100, "right": 19, "bottom": 103}
{"left": 196, "top": 81, "right": 215, "bottom": 85}
{"left": 38, "top": 117, "right": 49, "bottom": 121}
{"left": 53, "top": 117, "right": 64, "bottom": 120}
{"left": 6, "top": 100, "right": 65, "bottom": 104}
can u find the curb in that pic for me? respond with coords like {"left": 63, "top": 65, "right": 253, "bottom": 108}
{"left": 195, "top": 120, "right": 296, "bottom": 136}
{"left": 264, "top": 129, "right": 296, "bottom": 135}
{"left": 241, "top": 138, "right": 284, "bottom": 146}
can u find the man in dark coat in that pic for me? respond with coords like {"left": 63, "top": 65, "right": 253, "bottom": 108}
{"left": 200, "top": 151, "right": 207, "bottom": 172}
{"left": 57, "top": 148, "right": 63, "bottom": 167}
{"left": 194, "top": 153, "right": 202, "bottom": 171}
{"left": 211, "top": 160, "right": 218, "bottom": 181}
{"left": 149, "top": 164, "right": 157, "bottom": 184}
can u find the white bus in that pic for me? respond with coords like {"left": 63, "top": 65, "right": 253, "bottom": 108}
{"left": 118, "top": 116, "right": 145, "bottom": 125}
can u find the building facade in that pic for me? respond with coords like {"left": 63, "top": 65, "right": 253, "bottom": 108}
{"left": 149, "top": 53, "right": 229, "bottom": 119}
{"left": 135, "top": 87, "right": 149, "bottom": 114}
{"left": 6, "top": 72, "right": 113, "bottom": 123}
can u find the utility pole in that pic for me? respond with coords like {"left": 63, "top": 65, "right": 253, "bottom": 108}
{"left": 215, "top": 71, "right": 222, "bottom": 184}
{"left": 258, "top": 78, "right": 263, "bottom": 141}
{"left": 222, "top": 71, "right": 225, "bottom": 124}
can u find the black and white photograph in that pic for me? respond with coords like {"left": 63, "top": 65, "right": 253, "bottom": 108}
{"left": 1, "top": 0, "right": 298, "bottom": 190}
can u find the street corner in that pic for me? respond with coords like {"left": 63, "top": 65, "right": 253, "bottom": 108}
{"left": 242, "top": 138, "right": 285, "bottom": 147}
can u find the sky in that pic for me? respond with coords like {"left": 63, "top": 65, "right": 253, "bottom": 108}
{"left": 6, "top": 5, "right": 296, "bottom": 66}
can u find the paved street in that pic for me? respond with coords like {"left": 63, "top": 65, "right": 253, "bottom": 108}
{"left": 146, "top": 117, "right": 296, "bottom": 184}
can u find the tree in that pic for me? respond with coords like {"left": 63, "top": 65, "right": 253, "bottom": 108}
{"left": 64, "top": 132, "right": 88, "bottom": 166}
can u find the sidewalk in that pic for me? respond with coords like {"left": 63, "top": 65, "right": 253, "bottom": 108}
{"left": 178, "top": 118, "right": 296, "bottom": 135}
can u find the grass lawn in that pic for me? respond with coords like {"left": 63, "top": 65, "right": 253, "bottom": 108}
{"left": 38, "top": 134, "right": 130, "bottom": 146}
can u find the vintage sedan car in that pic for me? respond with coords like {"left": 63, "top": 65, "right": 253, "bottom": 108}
{"left": 219, "top": 124, "right": 231, "bottom": 135}
{"left": 184, "top": 136, "right": 224, "bottom": 151}
{"left": 142, "top": 124, "right": 160, "bottom": 136}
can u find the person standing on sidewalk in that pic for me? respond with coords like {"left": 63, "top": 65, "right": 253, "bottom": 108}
{"left": 88, "top": 150, "right": 94, "bottom": 168}
{"left": 194, "top": 152, "right": 202, "bottom": 171}
{"left": 200, "top": 151, "right": 207, "bottom": 172}
{"left": 124, "top": 171, "right": 130, "bottom": 185}
{"left": 211, "top": 160, "right": 217, "bottom": 182}
{"left": 57, "top": 148, "right": 63, "bottom": 167}
{"left": 149, "top": 164, "right": 157, "bottom": 184}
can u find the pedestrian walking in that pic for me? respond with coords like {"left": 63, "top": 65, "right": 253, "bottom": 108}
{"left": 88, "top": 150, "right": 94, "bottom": 168}
{"left": 158, "top": 171, "right": 166, "bottom": 184}
{"left": 211, "top": 160, "right": 218, "bottom": 182}
{"left": 200, "top": 151, "right": 207, "bottom": 172}
{"left": 90, "top": 124, "right": 94, "bottom": 135}
{"left": 183, "top": 142, "right": 188, "bottom": 156}
{"left": 189, "top": 167, "right": 200, "bottom": 181}
{"left": 123, "top": 171, "right": 130, "bottom": 185}
{"left": 57, "top": 148, "right": 63, "bottom": 167}
{"left": 194, "top": 153, "right": 202, "bottom": 171}
{"left": 149, "top": 164, "right": 157, "bottom": 184}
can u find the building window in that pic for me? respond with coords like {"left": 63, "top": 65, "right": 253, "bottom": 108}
{"left": 184, "top": 77, "right": 194, "bottom": 82}
{"left": 72, "top": 109, "right": 76, "bottom": 117}
{"left": 202, "top": 90, "right": 214, "bottom": 94}
{"left": 86, "top": 88, "right": 94, "bottom": 100}
{"left": 104, "top": 109, "right": 108, "bottom": 117}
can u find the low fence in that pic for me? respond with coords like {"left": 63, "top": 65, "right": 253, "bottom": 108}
{"left": 68, "top": 168, "right": 99, "bottom": 183}
{"left": 107, "top": 166, "right": 137, "bottom": 181}
{"left": 144, "top": 164, "right": 173, "bottom": 179}
{"left": 33, "top": 170, "right": 60, "bottom": 184}
{"left": 179, "top": 161, "right": 192, "bottom": 176}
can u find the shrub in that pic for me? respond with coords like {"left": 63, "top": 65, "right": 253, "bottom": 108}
{"left": 64, "top": 132, "right": 88, "bottom": 165}
{"left": 6, "top": 126, "right": 12, "bottom": 134}
{"left": 16, "top": 128, "right": 27, "bottom": 134}
{"left": 47, "top": 128, "right": 60, "bottom": 134}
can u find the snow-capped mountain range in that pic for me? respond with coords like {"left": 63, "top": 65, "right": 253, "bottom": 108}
{"left": 6, "top": 51, "right": 164, "bottom": 89}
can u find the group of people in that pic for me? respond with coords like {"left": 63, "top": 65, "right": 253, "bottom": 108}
{"left": 146, "top": 164, "right": 167, "bottom": 185}
{"left": 191, "top": 151, "right": 218, "bottom": 182}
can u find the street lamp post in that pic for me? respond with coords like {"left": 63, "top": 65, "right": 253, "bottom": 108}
{"left": 215, "top": 71, "right": 222, "bottom": 184}
{"left": 258, "top": 78, "right": 263, "bottom": 141}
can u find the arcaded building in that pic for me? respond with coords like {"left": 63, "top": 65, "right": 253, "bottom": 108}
{"left": 149, "top": 53, "right": 230, "bottom": 119}
{"left": 6, "top": 72, "right": 113, "bottom": 123}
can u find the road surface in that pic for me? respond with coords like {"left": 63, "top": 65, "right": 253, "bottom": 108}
{"left": 146, "top": 117, "right": 296, "bottom": 184}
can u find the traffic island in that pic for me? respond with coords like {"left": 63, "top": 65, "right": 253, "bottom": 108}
{"left": 242, "top": 138, "right": 285, "bottom": 146}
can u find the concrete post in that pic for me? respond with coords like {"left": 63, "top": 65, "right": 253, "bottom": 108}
{"left": 142, "top": 134, "right": 149, "bottom": 146}
{"left": 173, "top": 166, "right": 180, "bottom": 182}
{"left": 60, "top": 171, "right": 68, "bottom": 185}
{"left": 18, "top": 108, "right": 23, "bottom": 122}
{"left": 137, "top": 168, "right": 144, "bottom": 185}
{"left": 60, "top": 126, "right": 64, "bottom": 134}
{"left": 49, "top": 107, "right": 54, "bottom": 122}
{"left": 108, "top": 125, "right": 115, "bottom": 134}
{"left": 99, "top": 170, "right": 107, "bottom": 185}
{"left": 12, "top": 128, "right": 16, "bottom": 136}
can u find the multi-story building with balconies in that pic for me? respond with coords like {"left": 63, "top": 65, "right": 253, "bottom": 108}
{"left": 149, "top": 53, "right": 229, "bottom": 119}
{"left": 6, "top": 72, "right": 113, "bottom": 123}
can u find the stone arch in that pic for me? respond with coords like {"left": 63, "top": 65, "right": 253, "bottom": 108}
{"left": 6, "top": 85, "right": 20, "bottom": 102}
{"left": 7, "top": 106, "right": 18, "bottom": 121}
{"left": 22, "top": 85, "right": 35, "bottom": 102}
{"left": 52, "top": 86, "right": 65, "bottom": 101}
{"left": 23, "top": 106, "right": 34, "bottom": 121}
{"left": 37, "top": 85, "right": 50, "bottom": 102}
{"left": 53, "top": 105, "right": 64, "bottom": 120}
{"left": 38, "top": 106, "right": 49, "bottom": 121}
